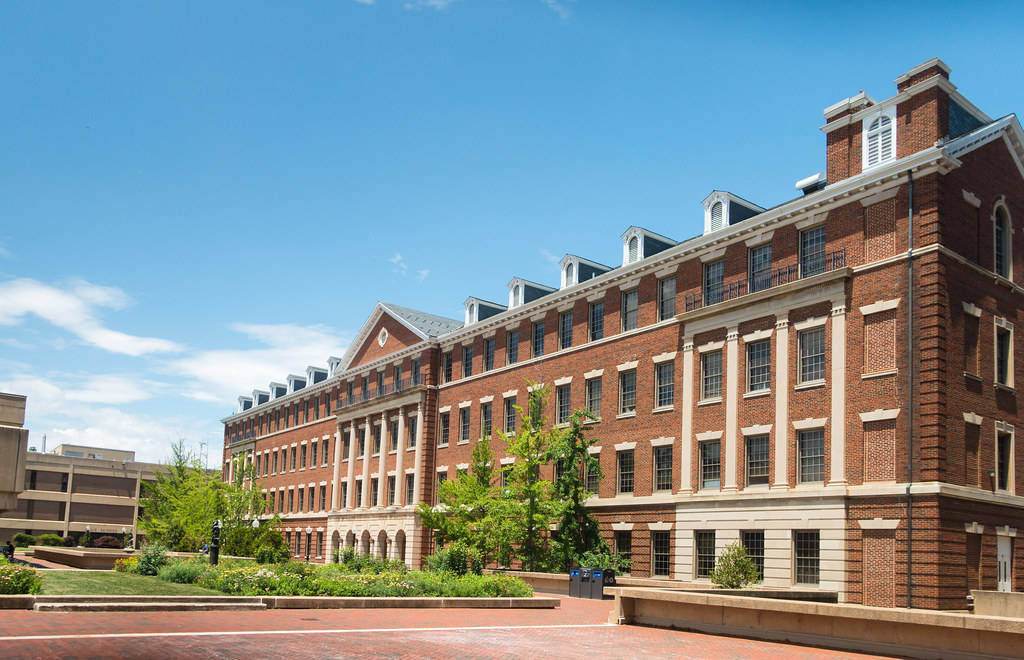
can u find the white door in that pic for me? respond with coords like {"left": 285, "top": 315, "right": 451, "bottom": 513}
{"left": 997, "top": 536, "right": 1012, "bottom": 593}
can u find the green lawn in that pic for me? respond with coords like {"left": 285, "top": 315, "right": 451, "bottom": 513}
{"left": 40, "top": 570, "right": 221, "bottom": 596}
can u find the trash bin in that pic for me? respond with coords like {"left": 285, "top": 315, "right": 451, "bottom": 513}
{"left": 579, "top": 567, "right": 593, "bottom": 599}
{"left": 590, "top": 569, "right": 605, "bottom": 599}
{"left": 569, "top": 567, "right": 581, "bottom": 598}
{"left": 602, "top": 568, "right": 616, "bottom": 587}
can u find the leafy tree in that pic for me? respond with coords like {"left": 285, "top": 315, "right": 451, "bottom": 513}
{"left": 418, "top": 437, "right": 496, "bottom": 555}
{"left": 709, "top": 541, "right": 761, "bottom": 589}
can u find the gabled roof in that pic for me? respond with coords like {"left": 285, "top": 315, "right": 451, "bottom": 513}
{"left": 337, "top": 301, "right": 462, "bottom": 373}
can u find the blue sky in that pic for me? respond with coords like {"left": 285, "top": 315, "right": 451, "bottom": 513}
{"left": 1, "top": 1, "right": 1021, "bottom": 465}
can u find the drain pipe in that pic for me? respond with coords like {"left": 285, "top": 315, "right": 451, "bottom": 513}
{"left": 905, "top": 169, "right": 915, "bottom": 609}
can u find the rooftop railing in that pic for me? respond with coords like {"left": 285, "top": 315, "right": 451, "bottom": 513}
{"left": 337, "top": 374, "right": 423, "bottom": 410}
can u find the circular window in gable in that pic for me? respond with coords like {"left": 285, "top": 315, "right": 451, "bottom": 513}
{"left": 377, "top": 328, "right": 388, "bottom": 347}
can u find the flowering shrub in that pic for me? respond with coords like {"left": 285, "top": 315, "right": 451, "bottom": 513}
{"left": 114, "top": 556, "right": 139, "bottom": 573}
{"left": 136, "top": 543, "right": 169, "bottom": 576}
{"left": 158, "top": 560, "right": 208, "bottom": 584}
{"left": 0, "top": 562, "right": 42, "bottom": 594}
{"left": 92, "top": 535, "right": 122, "bottom": 549}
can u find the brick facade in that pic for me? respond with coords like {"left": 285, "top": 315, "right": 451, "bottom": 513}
{"left": 221, "top": 58, "right": 1024, "bottom": 608}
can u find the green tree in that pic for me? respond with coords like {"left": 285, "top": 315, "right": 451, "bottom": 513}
{"left": 550, "top": 409, "right": 609, "bottom": 571}
{"left": 709, "top": 541, "right": 761, "bottom": 589}
{"left": 418, "top": 438, "right": 496, "bottom": 555}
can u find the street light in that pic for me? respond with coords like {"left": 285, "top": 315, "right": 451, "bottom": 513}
{"left": 305, "top": 526, "right": 313, "bottom": 562}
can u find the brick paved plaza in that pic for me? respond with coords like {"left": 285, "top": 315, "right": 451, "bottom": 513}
{"left": 0, "top": 595, "right": 898, "bottom": 659}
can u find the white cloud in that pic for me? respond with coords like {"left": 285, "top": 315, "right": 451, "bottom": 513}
{"left": 167, "top": 322, "right": 348, "bottom": 404}
{"left": 404, "top": 0, "right": 456, "bottom": 10}
{"left": 540, "top": 248, "right": 561, "bottom": 264}
{"left": 540, "top": 0, "right": 572, "bottom": 19}
{"left": 389, "top": 252, "right": 408, "bottom": 276}
{"left": 416, "top": 269, "right": 430, "bottom": 281}
{"left": 65, "top": 374, "right": 156, "bottom": 405}
{"left": 352, "top": 0, "right": 375, "bottom": 4}
{"left": 0, "top": 278, "right": 183, "bottom": 356}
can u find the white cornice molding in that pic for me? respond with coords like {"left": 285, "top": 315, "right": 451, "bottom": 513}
{"left": 963, "top": 411, "right": 983, "bottom": 426}
{"left": 859, "top": 298, "right": 901, "bottom": 316}
{"left": 553, "top": 376, "right": 573, "bottom": 386}
{"left": 793, "top": 417, "right": 827, "bottom": 430}
{"left": 583, "top": 369, "right": 604, "bottom": 379}
{"left": 741, "top": 424, "right": 772, "bottom": 436}
{"left": 742, "top": 328, "right": 773, "bottom": 343}
{"left": 859, "top": 408, "right": 900, "bottom": 423}
{"left": 649, "top": 436, "right": 675, "bottom": 447}
{"left": 648, "top": 521, "right": 673, "bottom": 531}
{"left": 858, "top": 517, "right": 900, "bottom": 530}
{"left": 695, "top": 430, "right": 722, "bottom": 441}
{"left": 859, "top": 186, "right": 900, "bottom": 208}
{"left": 614, "top": 441, "right": 637, "bottom": 451}
{"left": 616, "top": 360, "right": 638, "bottom": 372}
{"left": 652, "top": 351, "right": 677, "bottom": 364}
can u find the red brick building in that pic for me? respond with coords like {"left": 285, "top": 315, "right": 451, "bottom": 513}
{"left": 222, "top": 58, "right": 1023, "bottom": 609}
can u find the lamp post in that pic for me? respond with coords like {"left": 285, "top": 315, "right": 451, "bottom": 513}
{"left": 305, "top": 526, "right": 312, "bottom": 562}
{"left": 210, "top": 519, "right": 222, "bottom": 566}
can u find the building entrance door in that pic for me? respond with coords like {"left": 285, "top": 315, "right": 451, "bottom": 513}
{"left": 997, "top": 536, "right": 1012, "bottom": 593}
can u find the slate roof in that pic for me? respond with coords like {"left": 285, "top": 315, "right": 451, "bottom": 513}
{"left": 379, "top": 302, "right": 463, "bottom": 338}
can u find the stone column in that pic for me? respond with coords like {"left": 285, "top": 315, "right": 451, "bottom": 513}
{"left": 362, "top": 415, "right": 372, "bottom": 507}
{"left": 346, "top": 423, "right": 356, "bottom": 510}
{"left": 377, "top": 411, "right": 388, "bottom": 507}
{"left": 331, "top": 421, "right": 344, "bottom": 511}
{"left": 395, "top": 408, "right": 406, "bottom": 505}
{"left": 829, "top": 302, "right": 847, "bottom": 485}
{"left": 413, "top": 400, "right": 425, "bottom": 504}
{"left": 679, "top": 337, "right": 694, "bottom": 494}
{"left": 724, "top": 326, "right": 739, "bottom": 491}
{"left": 774, "top": 316, "right": 790, "bottom": 488}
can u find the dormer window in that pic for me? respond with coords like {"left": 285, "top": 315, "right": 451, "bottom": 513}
{"left": 710, "top": 202, "right": 723, "bottom": 232}
{"left": 559, "top": 255, "right": 611, "bottom": 289}
{"left": 702, "top": 192, "right": 765, "bottom": 236}
{"left": 628, "top": 236, "right": 639, "bottom": 263}
{"left": 465, "top": 297, "right": 507, "bottom": 323}
{"left": 565, "top": 262, "right": 574, "bottom": 286}
{"left": 863, "top": 107, "right": 896, "bottom": 169}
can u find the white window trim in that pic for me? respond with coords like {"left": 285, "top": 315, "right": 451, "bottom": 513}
{"left": 479, "top": 395, "right": 494, "bottom": 403}
{"left": 742, "top": 328, "right": 773, "bottom": 343}
{"left": 695, "top": 430, "right": 723, "bottom": 442}
{"left": 995, "top": 317, "right": 1015, "bottom": 389}
{"left": 583, "top": 369, "right": 604, "bottom": 379}
{"left": 963, "top": 411, "right": 984, "bottom": 426}
{"left": 741, "top": 424, "right": 772, "bottom": 436}
{"left": 612, "top": 522, "right": 634, "bottom": 531}
{"left": 859, "top": 408, "right": 900, "bottom": 423}
{"left": 993, "top": 200, "right": 1014, "bottom": 280}
{"left": 995, "top": 421, "right": 1015, "bottom": 493}
{"left": 614, "top": 441, "right": 637, "bottom": 451}
{"left": 859, "top": 298, "right": 901, "bottom": 316}
{"left": 616, "top": 360, "right": 638, "bottom": 372}
{"left": 697, "top": 340, "right": 724, "bottom": 353}
{"left": 503, "top": 389, "right": 518, "bottom": 399}
{"left": 792, "top": 417, "right": 827, "bottom": 430}
{"left": 652, "top": 351, "right": 677, "bottom": 364}
{"left": 793, "top": 316, "right": 827, "bottom": 331}
{"left": 962, "top": 301, "right": 982, "bottom": 318}
{"left": 862, "top": 105, "right": 897, "bottom": 171}
{"left": 553, "top": 376, "right": 573, "bottom": 386}
{"left": 649, "top": 436, "right": 675, "bottom": 447}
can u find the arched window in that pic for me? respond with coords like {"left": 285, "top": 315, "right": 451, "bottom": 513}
{"left": 565, "top": 262, "right": 574, "bottom": 286}
{"left": 628, "top": 236, "right": 639, "bottom": 263}
{"left": 513, "top": 285, "right": 521, "bottom": 306}
{"left": 995, "top": 206, "right": 1011, "bottom": 278}
{"left": 865, "top": 114, "right": 893, "bottom": 167}
{"left": 710, "top": 202, "right": 724, "bottom": 231}
{"left": 468, "top": 303, "right": 476, "bottom": 323}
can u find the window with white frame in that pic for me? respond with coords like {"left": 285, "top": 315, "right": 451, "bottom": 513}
{"left": 462, "top": 345, "right": 473, "bottom": 378}
{"left": 586, "top": 377, "right": 602, "bottom": 419}
{"left": 658, "top": 276, "right": 676, "bottom": 321}
{"left": 628, "top": 236, "right": 639, "bottom": 263}
{"left": 747, "top": 340, "right": 771, "bottom": 391}
{"left": 532, "top": 321, "right": 545, "bottom": 358}
{"left": 504, "top": 397, "right": 517, "bottom": 433}
{"left": 617, "top": 449, "right": 634, "bottom": 493}
{"left": 480, "top": 402, "right": 492, "bottom": 437}
{"left": 655, "top": 362, "right": 674, "bottom": 408}
{"left": 742, "top": 531, "right": 765, "bottom": 581}
{"left": 556, "top": 385, "right": 571, "bottom": 424}
{"left": 798, "top": 429, "right": 825, "bottom": 483}
{"left": 589, "top": 301, "right": 604, "bottom": 341}
{"left": 652, "top": 531, "right": 671, "bottom": 576}
{"left": 700, "top": 440, "right": 721, "bottom": 489}
{"left": 585, "top": 460, "right": 600, "bottom": 493}
{"left": 864, "top": 109, "right": 895, "bottom": 169}
{"left": 373, "top": 424, "right": 382, "bottom": 455}
{"left": 407, "top": 416, "right": 417, "bottom": 448}
{"left": 710, "top": 201, "right": 724, "bottom": 232}
{"left": 996, "top": 318, "right": 1013, "bottom": 388}
{"left": 459, "top": 408, "right": 470, "bottom": 443}
{"left": 695, "top": 530, "right": 716, "bottom": 578}
{"left": 621, "top": 289, "right": 639, "bottom": 331}
{"left": 704, "top": 260, "right": 724, "bottom": 305}
{"left": 701, "top": 350, "right": 722, "bottom": 400}
{"left": 995, "top": 205, "right": 1012, "bottom": 279}
{"left": 749, "top": 243, "right": 772, "bottom": 293}
{"left": 387, "top": 475, "right": 396, "bottom": 506}
{"left": 483, "top": 338, "right": 495, "bottom": 371}
{"left": 654, "top": 445, "right": 673, "bottom": 491}
{"left": 438, "top": 413, "right": 449, "bottom": 447}
{"left": 405, "top": 473, "right": 415, "bottom": 504}
{"left": 506, "top": 330, "right": 519, "bottom": 365}
{"left": 996, "top": 425, "right": 1014, "bottom": 492}
{"left": 745, "top": 434, "right": 770, "bottom": 485}
{"left": 799, "top": 226, "right": 826, "bottom": 277}
{"left": 559, "top": 311, "right": 573, "bottom": 350}
{"left": 794, "top": 530, "right": 820, "bottom": 585}
{"left": 619, "top": 370, "right": 636, "bottom": 414}
{"left": 798, "top": 327, "right": 826, "bottom": 383}
{"left": 442, "top": 352, "right": 453, "bottom": 383}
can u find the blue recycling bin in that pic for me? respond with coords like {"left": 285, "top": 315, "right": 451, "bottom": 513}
{"left": 569, "top": 567, "right": 581, "bottom": 598}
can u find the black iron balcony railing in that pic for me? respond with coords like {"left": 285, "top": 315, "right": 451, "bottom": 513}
{"left": 685, "top": 248, "right": 846, "bottom": 313}
{"left": 337, "top": 374, "right": 423, "bottom": 410}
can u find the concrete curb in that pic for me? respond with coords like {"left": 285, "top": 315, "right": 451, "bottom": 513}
{"left": 0, "top": 594, "right": 559, "bottom": 611}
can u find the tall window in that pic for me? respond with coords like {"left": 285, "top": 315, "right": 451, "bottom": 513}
{"left": 506, "top": 330, "right": 519, "bottom": 365}
{"left": 320, "top": 485, "right": 327, "bottom": 511}
{"left": 964, "top": 313, "right": 980, "bottom": 375}
{"left": 997, "top": 429, "right": 1013, "bottom": 491}
{"left": 532, "top": 321, "right": 545, "bottom": 358}
{"left": 586, "top": 461, "right": 600, "bottom": 493}
{"left": 704, "top": 260, "right": 724, "bottom": 305}
{"left": 701, "top": 350, "right": 722, "bottom": 400}
{"left": 747, "top": 340, "right": 771, "bottom": 391}
{"left": 615, "top": 531, "right": 631, "bottom": 566}
{"left": 742, "top": 531, "right": 765, "bottom": 581}
{"left": 798, "top": 429, "right": 825, "bottom": 483}
{"left": 371, "top": 480, "right": 379, "bottom": 507}
{"left": 504, "top": 397, "right": 517, "bottom": 434}
{"left": 300, "top": 445, "right": 307, "bottom": 469}
{"left": 794, "top": 531, "right": 820, "bottom": 585}
{"left": 387, "top": 475, "right": 396, "bottom": 506}
{"left": 585, "top": 378, "right": 602, "bottom": 419}
{"left": 290, "top": 446, "right": 297, "bottom": 470}
{"left": 652, "top": 532, "right": 671, "bottom": 576}
{"left": 589, "top": 302, "right": 604, "bottom": 341}
{"left": 405, "top": 473, "right": 415, "bottom": 504}
{"left": 749, "top": 243, "right": 772, "bottom": 293}
{"left": 558, "top": 311, "right": 573, "bottom": 350}
{"left": 442, "top": 352, "right": 453, "bottom": 383}
{"left": 377, "top": 371, "right": 385, "bottom": 396}
{"left": 865, "top": 114, "right": 893, "bottom": 167}
{"left": 556, "top": 385, "right": 571, "bottom": 424}
{"left": 373, "top": 424, "right": 382, "bottom": 454}
{"left": 800, "top": 226, "right": 826, "bottom": 277}
{"left": 390, "top": 420, "right": 399, "bottom": 451}
{"left": 745, "top": 434, "right": 770, "bottom": 485}
{"left": 996, "top": 320, "right": 1013, "bottom": 387}
{"left": 462, "top": 345, "right": 473, "bottom": 378}
{"left": 995, "top": 207, "right": 1011, "bottom": 278}
{"left": 407, "top": 417, "right": 417, "bottom": 448}
{"left": 310, "top": 442, "right": 317, "bottom": 467}
{"left": 656, "top": 362, "right": 675, "bottom": 408}
{"left": 700, "top": 440, "right": 721, "bottom": 489}
{"left": 481, "top": 402, "right": 492, "bottom": 437}
{"left": 358, "top": 428, "right": 366, "bottom": 457}
{"left": 565, "top": 262, "right": 574, "bottom": 285}
{"left": 658, "top": 276, "right": 676, "bottom": 321}
{"left": 459, "top": 408, "right": 470, "bottom": 443}
{"left": 272, "top": 453, "right": 278, "bottom": 474}
{"left": 483, "top": 338, "right": 495, "bottom": 371}
{"left": 799, "top": 328, "right": 826, "bottom": 383}
{"left": 617, "top": 450, "right": 634, "bottom": 493}
{"left": 393, "top": 366, "right": 402, "bottom": 391}
{"left": 355, "top": 479, "right": 362, "bottom": 507}
{"left": 288, "top": 489, "right": 295, "bottom": 512}
{"left": 621, "top": 289, "right": 639, "bottom": 331}
{"left": 695, "top": 531, "right": 716, "bottom": 578}
{"left": 654, "top": 445, "right": 673, "bottom": 491}
{"left": 619, "top": 370, "right": 636, "bottom": 414}
{"left": 439, "top": 412, "right": 450, "bottom": 446}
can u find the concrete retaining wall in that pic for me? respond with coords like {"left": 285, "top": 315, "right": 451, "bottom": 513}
{"left": 609, "top": 587, "right": 1024, "bottom": 660}
{"left": 972, "top": 590, "right": 1024, "bottom": 618}
{"left": 0, "top": 594, "right": 558, "bottom": 610}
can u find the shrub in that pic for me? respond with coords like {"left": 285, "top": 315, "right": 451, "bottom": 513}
{"left": 37, "top": 534, "right": 64, "bottom": 547}
{"left": 62, "top": 536, "right": 76, "bottom": 547}
{"left": 254, "top": 543, "right": 290, "bottom": 564}
{"left": 425, "top": 541, "right": 481, "bottom": 576}
{"left": 577, "top": 550, "right": 631, "bottom": 574}
{"left": 92, "top": 535, "right": 122, "bottom": 549}
{"left": 136, "top": 542, "right": 169, "bottom": 576}
{"left": 158, "top": 560, "right": 208, "bottom": 584}
{"left": 336, "top": 550, "right": 407, "bottom": 574}
{"left": 709, "top": 541, "right": 761, "bottom": 589}
{"left": 0, "top": 563, "right": 42, "bottom": 594}
{"left": 114, "top": 556, "right": 139, "bottom": 573}
{"left": 12, "top": 533, "right": 35, "bottom": 547}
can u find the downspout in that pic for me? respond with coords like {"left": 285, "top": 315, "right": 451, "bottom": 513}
{"left": 906, "top": 169, "right": 915, "bottom": 609}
